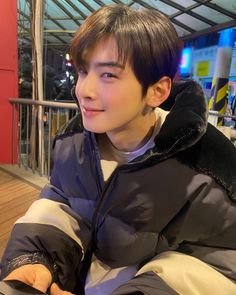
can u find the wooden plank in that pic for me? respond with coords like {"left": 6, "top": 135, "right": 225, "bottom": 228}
{"left": 0, "top": 170, "right": 40, "bottom": 259}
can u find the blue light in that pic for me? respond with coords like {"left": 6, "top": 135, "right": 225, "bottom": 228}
{"left": 180, "top": 47, "right": 192, "bottom": 76}
{"left": 219, "top": 29, "right": 235, "bottom": 48}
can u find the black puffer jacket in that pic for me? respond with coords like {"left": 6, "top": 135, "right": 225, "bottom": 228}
{"left": 1, "top": 81, "right": 236, "bottom": 294}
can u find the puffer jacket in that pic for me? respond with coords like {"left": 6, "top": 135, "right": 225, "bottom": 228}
{"left": 1, "top": 80, "right": 236, "bottom": 294}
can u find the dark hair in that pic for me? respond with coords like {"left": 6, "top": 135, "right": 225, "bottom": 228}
{"left": 70, "top": 4, "right": 181, "bottom": 95}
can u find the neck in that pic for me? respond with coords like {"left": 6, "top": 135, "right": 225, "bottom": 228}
{"left": 106, "top": 111, "right": 156, "bottom": 152}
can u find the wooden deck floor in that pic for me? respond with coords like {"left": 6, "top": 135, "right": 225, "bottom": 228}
{"left": 0, "top": 169, "right": 40, "bottom": 259}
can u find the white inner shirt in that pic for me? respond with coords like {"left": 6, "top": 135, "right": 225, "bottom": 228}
{"left": 98, "top": 108, "right": 168, "bottom": 181}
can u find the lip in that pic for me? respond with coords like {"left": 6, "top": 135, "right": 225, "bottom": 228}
{"left": 82, "top": 106, "right": 104, "bottom": 117}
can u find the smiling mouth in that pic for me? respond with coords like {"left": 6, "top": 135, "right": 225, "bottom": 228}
{"left": 82, "top": 106, "right": 104, "bottom": 116}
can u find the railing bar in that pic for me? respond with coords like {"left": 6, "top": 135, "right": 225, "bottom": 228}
{"left": 208, "top": 111, "right": 236, "bottom": 119}
{"left": 18, "top": 105, "right": 22, "bottom": 168}
{"left": 56, "top": 108, "right": 60, "bottom": 131}
{"left": 26, "top": 105, "right": 30, "bottom": 170}
{"left": 66, "top": 109, "right": 69, "bottom": 122}
{"left": 31, "top": 107, "right": 37, "bottom": 174}
{"left": 9, "top": 98, "right": 77, "bottom": 109}
{"left": 38, "top": 105, "right": 43, "bottom": 177}
{"left": 11, "top": 104, "right": 16, "bottom": 164}
{"left": 48, "top": 108, "right": 52, "bottom": 178}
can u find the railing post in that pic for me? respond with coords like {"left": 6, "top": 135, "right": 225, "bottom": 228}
{"left": 38, "top": 105, "right": 44, "bottom": 176}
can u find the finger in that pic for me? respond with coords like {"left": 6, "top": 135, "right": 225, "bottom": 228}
{"left": 50, "top": 283, "right": 60, "bottom": 295}
{"left": 33, "top": 281, "right": 50, "bottom": 293}
{"left": 33, "top": 265, "right": 52, "bottom": 293}
{"left": 50, "top": 283, "right": 74, "bottom": 295}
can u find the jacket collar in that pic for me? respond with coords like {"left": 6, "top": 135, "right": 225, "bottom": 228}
{"left": 155, "top": 80, "right": 208, "bottom": 156}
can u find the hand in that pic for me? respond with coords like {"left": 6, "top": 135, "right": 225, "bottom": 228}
{"left": 50, "top": 283, "right": 74, "bottom": 295}
{"left": 4, "top": 264, "right": 52, "bottom": 293}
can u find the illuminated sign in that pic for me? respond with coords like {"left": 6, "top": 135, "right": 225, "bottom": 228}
{"left": 196, "top": 61, "right": 210, "bottom": 77}
{"left": 180, "top": 47, "right": 192, "bottom": 76}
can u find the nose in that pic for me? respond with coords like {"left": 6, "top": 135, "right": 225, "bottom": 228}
{"left": 75, "top": 73, "right": 97, "bottom": 102}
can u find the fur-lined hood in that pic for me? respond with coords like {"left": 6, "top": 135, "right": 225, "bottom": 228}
{"left": 157, "top": 81, "right": 236, "bottom": 202}
{"left": 156, "top": 80, "right": 208, "bottom": 154}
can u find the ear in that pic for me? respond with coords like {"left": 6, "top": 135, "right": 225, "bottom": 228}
{"left": 146, "top": 76, "right": 172, "bottom": 108}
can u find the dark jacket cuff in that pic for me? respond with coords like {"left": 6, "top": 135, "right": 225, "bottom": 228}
{"left": 1, "top": 252, "right": 58, "bottom": 282}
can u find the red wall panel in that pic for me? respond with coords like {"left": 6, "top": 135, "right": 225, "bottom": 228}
{"left": 0, "top": 0, "right": 18, "bottom": 163}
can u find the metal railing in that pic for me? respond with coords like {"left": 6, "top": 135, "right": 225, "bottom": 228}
{"left": 9, "top": 98, "right": 78, "bottom": 177}
{"left": 208, "top": 111, "right": 236, "bottom": 140}
{"left": 208, "top": 110, "right": 236, "bottom": 121}
{"left": 9, "top": 99, "right": 236, "bottom": 178}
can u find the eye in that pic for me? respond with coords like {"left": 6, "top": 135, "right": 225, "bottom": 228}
{"left": 101, "top": 72, "right": 117, "bottom": 79}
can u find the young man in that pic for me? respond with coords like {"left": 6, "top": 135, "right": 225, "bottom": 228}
{"left": 1, "top": 4, "right": 236, "bottom": 295}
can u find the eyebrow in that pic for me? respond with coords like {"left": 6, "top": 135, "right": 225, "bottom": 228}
{"left": 94, "top": 61, "right": 125, "bottom": 69}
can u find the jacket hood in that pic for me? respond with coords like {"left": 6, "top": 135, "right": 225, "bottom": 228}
{"left": 156, "top": 80, "right": 208, "bottom": 154}
{"left": 159, "top": 83, "right": 236, "bottom": 203}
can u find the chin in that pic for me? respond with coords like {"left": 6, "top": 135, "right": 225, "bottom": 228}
{"left": 83, "top": 123, "right": 108, "bottom": 134}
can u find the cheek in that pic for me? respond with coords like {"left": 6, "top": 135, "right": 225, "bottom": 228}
{"left": 74, "top": 86, "right": 81, "bottom": 105}
{"left": 105, "top": 86, "right": 133, "bottom": 107}
{"left": 75, "top": 83, "right": 80, "bottom": 98}
{"left": 108, "top": 88, "right": 142, "bottom": 111}
{"left": 74, "top": 95, "right": 81, "bottom": 108}
{"left": 105, "top": 99, "right": 128, "bottom": 114}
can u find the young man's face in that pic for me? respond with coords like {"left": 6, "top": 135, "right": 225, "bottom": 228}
{"left": 75, "top": 37, "right": 151, "bottom": 135}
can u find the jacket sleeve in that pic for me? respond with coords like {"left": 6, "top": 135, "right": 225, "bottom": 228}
{"left": 111, "top": 173, "right": 236, "bottom": 295}
{"left": 0, "top": 143, "right": 92, "bottom": 292}
{"left": 162, "top": 173, "right": 236, "bottom": 283}
{"left": 0, "top": 189, "right": 91, "bottom": 291}
{"left": 110, "top": 272, "right": 179, "bottom": 295}
{"left": 135, "top": 251, "right": 236, "bottom": 295}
